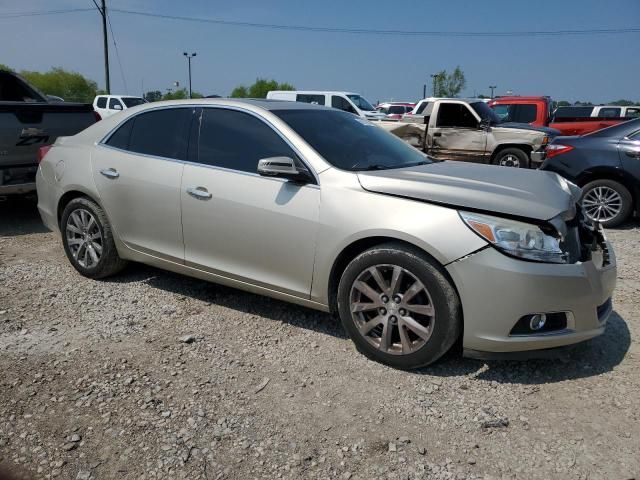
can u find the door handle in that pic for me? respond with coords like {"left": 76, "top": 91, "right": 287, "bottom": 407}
{"left": 186, "top": 186, "right": 212, "bottom": 200}
{"left": 433, "top": 132, "right": 442, "bottom": 137}
{"left": 623, "top": 147, "right": 640, "bottom": 158}
{"left": 100, "top": 168, "right": 119, "bottom": 179}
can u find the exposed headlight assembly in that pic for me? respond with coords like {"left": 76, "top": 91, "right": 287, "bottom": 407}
{"left": 459, "top": 212, "right": 568, "bottom": 264}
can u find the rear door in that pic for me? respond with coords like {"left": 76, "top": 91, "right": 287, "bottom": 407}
{"left": 427, "top": 102, "right": 486, "bottom": 161}
{"left": 92, "top": 107, "right": 193, "bottom": 261}
{"left": 181, "top": 106, "right": 319, "bottom": 297}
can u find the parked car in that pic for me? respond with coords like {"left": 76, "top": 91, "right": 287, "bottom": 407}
{"left": 541, "top": 118, "right": 640, "bottom": 227}
{"left": 488, "top": 96, "right": 630, "bottom": 136}
{"left": 554, "top": 105, "right": 640, "bottom": 119}
{"left": 266, "top": 90, "right": 386, "bottom": 120}
{"left": 0, "top": 69, "right": 99, "bottom": 195}
{"left": 376, "top": 102, "right": 415, "bottom": 120}
{"left": 381, "top": 98, "right": 557, "bottom": 167}
{"left": 36, "top": 99, "right": 615, "bottom": 369}
{"left": 93, "top": 95, "right": 146, "bottom": 119}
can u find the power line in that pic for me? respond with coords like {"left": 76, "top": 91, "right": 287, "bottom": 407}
{"left": 109, "top": 8, "right": 640, "bottom": 37}
{"left": 0, "top": 8, "right": 94, "bottom": 18}
{"left": 106, "top": 11, "right": 128, "bottom": 94}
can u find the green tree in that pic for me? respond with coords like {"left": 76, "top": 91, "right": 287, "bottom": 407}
{"left": 609, "top": 99, "right": 636, "bottom": 106}
{"left": 0, "top": 63, "right": 13, "bottom": 72}
{"left": 556, "top": 100, "right": 571, "bottom": 107}
{"left": 144, "top": 90, "right": 163, "bottom": 102}
{"left": 230, "top": 78, "right": 295, "bottom": 98}
{"left": 230, "top": 86, "right": 249, "bottom": 98}
{"left": 434, "top": 67, "right": 466, "bottom": 97}
{"left": 161, "top": 88, "right": 203, "bottom": 100}
{"left": 20, "top": 67, "right": 98, "bottom": 102}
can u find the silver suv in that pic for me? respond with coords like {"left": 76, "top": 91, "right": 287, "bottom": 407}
{"left": 36, "top": 99, "right": 616, "bottom": 369}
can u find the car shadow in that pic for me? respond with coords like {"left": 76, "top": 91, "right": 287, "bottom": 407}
{"left": 110, "top": 263, "right": 630, "bottom": 384}
{"left": 0, "top": 195, "right": 50, "bottom": 236}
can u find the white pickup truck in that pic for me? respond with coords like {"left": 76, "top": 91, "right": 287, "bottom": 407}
{"left": 379, "top": 98, "right": 558, "bottom": 168}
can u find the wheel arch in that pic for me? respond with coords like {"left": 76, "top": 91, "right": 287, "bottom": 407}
{"left": 57, "top": 187, "right": 102, "bottom": 226}
{"left": 326, "top": 235, "right": 461, "bottom": 317}
{"left": 576, "top": 167, "right": 639, "bottom": 213}
{"left": 490, "top": 144, "right": 533, "bottom": 164}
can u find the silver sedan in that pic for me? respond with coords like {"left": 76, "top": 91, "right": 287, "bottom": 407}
{"left": 36, "top": 99, "right": 616, "bottom": 369}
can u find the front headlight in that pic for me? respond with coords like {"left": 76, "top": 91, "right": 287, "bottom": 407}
{"left": 459, "top": 212, "right": 568, "bottom": 264}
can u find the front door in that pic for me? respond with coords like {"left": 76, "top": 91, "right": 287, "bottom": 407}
{"left": 428, "top": 103, "right": 487, "bottom": 162}
{"left": 181, "top": 107, "right": 319, "bottom": 297}
{"left": 92, "top": 107, "right": 194, "bottom": 262}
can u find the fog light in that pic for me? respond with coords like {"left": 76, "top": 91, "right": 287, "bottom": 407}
{"left": 529, "top": 314, "right": 547, "bottom": 331}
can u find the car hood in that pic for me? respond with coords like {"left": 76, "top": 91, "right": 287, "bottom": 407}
{"left": 499, "top": 122, "right": 561, "bottom": 136}
{"left": 357, "top": 161, "right": 581, "bottom": 221}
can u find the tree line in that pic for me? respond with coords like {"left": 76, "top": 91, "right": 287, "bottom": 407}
{"left": 1, "top": 64, "right": 637, "bottom": 106}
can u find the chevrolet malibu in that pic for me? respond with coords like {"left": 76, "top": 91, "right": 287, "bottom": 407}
{"left": 36, "top": 99, "right": 616, "bottom": 369}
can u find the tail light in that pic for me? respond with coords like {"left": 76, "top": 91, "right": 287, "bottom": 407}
{"left": 37, "top": 145, "right": 52, "bottom": 164}
{"left": 93, "top": 110, "right": 102, "bottom": 122}
{"left": 546, "top": 144, "right": 574, "bottom": 159}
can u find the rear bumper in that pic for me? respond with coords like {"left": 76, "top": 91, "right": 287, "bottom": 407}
{"left": 447, "top": 245, "right": 616, "bottom": 353}
{"left": 0, "top": 182, "right": 36, "bottom": 195}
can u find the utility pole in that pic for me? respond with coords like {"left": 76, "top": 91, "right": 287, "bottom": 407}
{"left": 183, "top": 52, "right": 196, "bottom": 98}
{"left": 430, "top": 74, "right": 439, "bottom": 97}
{"left": 100, "top": 0, "right": 110, "bottom": 94}
{"left": 489, "top": 85, "right": 497, "bottom": 98}
{"left": 422, "top": 84, "right": 426, "bottom": 99}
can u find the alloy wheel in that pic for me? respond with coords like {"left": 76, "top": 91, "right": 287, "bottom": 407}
{"left": 65, "top": 208, "right": 103, "bottom": 269}
{"left": 582, "top": 186, "right": 623, "bottom": 223}
{"left": 499, "top": 154, "right": 520, "bottom": 167}
{"left": 349, "top": 264, "right": 435, "bottom": 355}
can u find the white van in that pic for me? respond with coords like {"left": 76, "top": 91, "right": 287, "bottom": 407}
{"left": 93, "top": 95, "right": 146, "bottom": 119}
{"left": 266, "top": 90, "right": 386, "bottom": 120}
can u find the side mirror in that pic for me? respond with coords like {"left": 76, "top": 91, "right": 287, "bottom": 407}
{"left": 257, "top": 157, "right": 311, "bottom": 183}
{"left": 479, "top": 118, "right": 490, "bottom": 129}
{"left": 113, "top": 104, "right": 123, "bottom": 111}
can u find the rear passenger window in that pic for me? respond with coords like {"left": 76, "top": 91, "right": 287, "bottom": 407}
{"left": 296, "top": 94, "right": 325, "bottom": 105}
{"left": 126, "top": 108, "right": 191, "bottom": 159}
{"left": 197, "top": 108, "right": 295, "bottom": 173}
{"left": 109, "top": 98, "right": 123, "bottom": 110}
{"left": 514, "top": 104, "right": 537, "bottom": 123}
{"left": 105, "top": 119, "right": 133, "bottom": 150}
{"left": 597, "top": 107, "right": 621, "bottom": 118}
{"left": 96, "top": 96, "right": 107, "bottom": 108}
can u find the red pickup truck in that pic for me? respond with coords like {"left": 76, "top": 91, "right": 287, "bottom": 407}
{"left": 488, "top": 96, "right": 627, "bottom": 136}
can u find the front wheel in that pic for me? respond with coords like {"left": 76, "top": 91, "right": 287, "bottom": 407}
{"left": 581, "top": 179, "right": 633, "bottom": 228}
{"left": 337, "top": 243, "right": 462, "bottom": 369}
{"left": 494, "top": 148, "right": 529, "bottom": 168}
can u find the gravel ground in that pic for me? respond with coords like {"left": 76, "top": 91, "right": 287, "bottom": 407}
{"left": 1, "top": 196, "right": 639, "bottom": 480}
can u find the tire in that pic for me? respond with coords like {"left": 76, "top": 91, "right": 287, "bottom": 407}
{"left": 337, "top": 243, "right": 462, "bottom": 370}
{"left": 494, "top": 148, "right": 529, "bottom": 168}
{"left": 60, "top": 197, "right": 127, "bottom": 279}
{"left": 580, "top": 179, "right": 633, "bottom": 228}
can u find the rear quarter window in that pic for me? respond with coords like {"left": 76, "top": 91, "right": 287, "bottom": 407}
{"left": 96, "top": 97, "right": 107, "bottom": 108}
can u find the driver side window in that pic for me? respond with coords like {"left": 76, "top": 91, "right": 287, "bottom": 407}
{"left": 436, "top": 103, "right": 478, "bottom": 128}
{"left": 332, "top": 96, "right": 356, "bottom": 115}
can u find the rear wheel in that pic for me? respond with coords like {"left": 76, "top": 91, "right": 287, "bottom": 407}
{"left": 581, "top": 179, "right": 632, "bottom": 228}
{"left": 337, "top": 243, "right": 462, "bottom": 369}
{"left": 494, "top": 148, "right": 529, "bottom": 168}
{"left": 60, "top": 197, "right": 127, "bottom": 278}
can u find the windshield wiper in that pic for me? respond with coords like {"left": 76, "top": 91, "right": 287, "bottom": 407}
{"left": 352, "top": 163, "right": 392, "bottom": 171}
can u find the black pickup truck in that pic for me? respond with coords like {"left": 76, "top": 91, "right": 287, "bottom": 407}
{"left": 0, "top": 70, "right": 98, "bottom": 195}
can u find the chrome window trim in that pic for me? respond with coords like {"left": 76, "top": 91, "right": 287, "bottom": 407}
{"left": 97, "top": 143, "right": 320, "bottom": 190}
{"left": 98, "top": 103, "right": 320, "bottom": 186}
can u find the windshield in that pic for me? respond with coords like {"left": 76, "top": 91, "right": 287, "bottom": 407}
{"left": 273, "top": 109, "right": 432, "bottom": 171}
{"left": 122, "top": 97, "right": 146, "bottom": 108}
{"left": 470, "top": 101, "right": 501, "bottom": 124}
{"left": 347, "top": 94, "right": 375, "bottom": 111}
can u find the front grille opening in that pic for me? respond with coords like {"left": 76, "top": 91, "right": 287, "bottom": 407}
{"left": 510, "top": 312, "right": 568, "bottom": 336}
